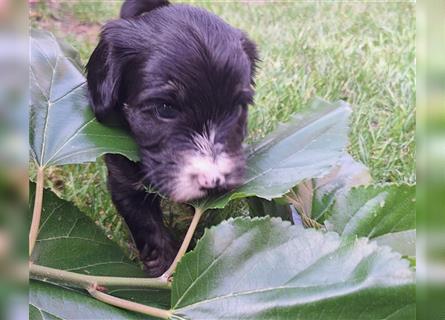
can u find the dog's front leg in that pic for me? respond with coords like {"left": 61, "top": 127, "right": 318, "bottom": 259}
{"left": 104, "top": 154, "right": 178, "bottom": 277}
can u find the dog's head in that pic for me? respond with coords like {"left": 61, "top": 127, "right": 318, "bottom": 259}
{"left": 86, "top": 2, "right": 258, "bottom": 202}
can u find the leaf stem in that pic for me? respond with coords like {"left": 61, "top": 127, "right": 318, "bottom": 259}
{"left": 162, "top": 207, "right": 204, "bottom": 280}
{"left": 88, "top": 284, "right": 172, "bottom": 319}
{"left": 285, "top": 195, "right": 324, "bottom": 229}
{"left": 30, "top": 263, "right": 171, "bottom": 290}
{"left": 29, "top": 166, "right": 45, "bottom": 256}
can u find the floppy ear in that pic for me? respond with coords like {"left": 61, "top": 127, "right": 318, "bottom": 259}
{"left": 241, "top": 34, "right": 260, "bottom": 85}
{"left": 85, "top": 34, "right": 121, "bottom": 122}
{"left": 87, "top": 13, "right": 162, "bottom": 123}
{"left": 86, "top": 18, "right": 140, "bottom": 122}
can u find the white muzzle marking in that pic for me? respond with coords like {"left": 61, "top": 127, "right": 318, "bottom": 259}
{"left": 171, "top": 125, "right": 237, "bottom": 202}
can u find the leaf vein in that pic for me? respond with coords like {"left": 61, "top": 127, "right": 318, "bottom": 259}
{"left": 43, "top": 117, "right": 96, "bottom": 166}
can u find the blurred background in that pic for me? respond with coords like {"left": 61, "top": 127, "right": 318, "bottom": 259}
{"left": 0, "top": 0, "right": 28, "bottom": 319}
{"left": 417, "top": 1, "right": 445, "bottom": 319}
{"left": 0, "top": 0, "right": 439, "bottom": 318}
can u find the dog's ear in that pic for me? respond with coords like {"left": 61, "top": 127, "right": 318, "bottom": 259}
{"left": 86, "top": 19, "right": 139, "bottom": 122}
{"left": 120, "top": 0, "right": 169, "bottom": 19}
{"left": 86, "top": 33, "right": 119, "bottom": 122}
{"left": 87, "top": 1, "right": 169, "bottom": 122}
{"left": 241, "top": 34, "right": 260, "bottom": 85}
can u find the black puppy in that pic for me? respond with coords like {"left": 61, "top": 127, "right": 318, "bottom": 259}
{"left": 86, "top": 0, "right": 258, "bottom": 276}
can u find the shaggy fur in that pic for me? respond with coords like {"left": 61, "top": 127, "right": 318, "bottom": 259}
{"left": 86, "top": 0, "right": 258, "bottom": 276}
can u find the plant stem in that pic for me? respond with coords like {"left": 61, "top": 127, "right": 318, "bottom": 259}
{"left": 162, "top": 207, "right": 204, "bottom": 280}
{"left": 88, "top": 284, "right": 172, "bottom": 319}
{"left": 285, "top": 195, "right": 324, "bottom": 229}
{"left": 30, "top": 263, "right": 171, "bottom": 290}
{"left": 29, "top": 166, "right": 45, "bottom": 256}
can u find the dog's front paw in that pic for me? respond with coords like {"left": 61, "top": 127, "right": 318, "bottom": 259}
{"left": 140, "top": 234, "right": 178, "bottom": 277}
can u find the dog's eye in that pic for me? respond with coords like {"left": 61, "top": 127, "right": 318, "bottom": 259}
{"left": 156, "top": 104, "right": 178, "bottom": 119}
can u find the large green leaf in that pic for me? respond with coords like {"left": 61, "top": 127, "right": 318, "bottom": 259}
{"left": 29, "top": 183, "right": 170, "bottom": 316}
{"left": 310, "top": 153, "right": 371, "bottom": 222}
{"left": 325, "top": 184, "right": 416, "bottom": 256}
{"left": 30, "top": 280, "right": 147, "bottom": 320}
{"left": 288, "top": 153, "right": 372, "bottom": 225}
{"left": 29, "top": 183, "right": 143, "bottom": 276}
{"left": 199, "top": 98, "right": 351, "bottom": 210}
{"left": 29, "top": 30, "right": 138, "bottom": 167}
{"left": 170, "top": 217, "right": 415, "bottom": 319}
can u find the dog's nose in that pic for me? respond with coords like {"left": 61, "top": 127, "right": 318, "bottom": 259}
{"left": 197, "top": 173, "right": 224, "bottom": 190}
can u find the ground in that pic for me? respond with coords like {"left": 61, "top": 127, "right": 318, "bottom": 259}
{"left": 30, "top": 0, "right": 416, "bottom": 247}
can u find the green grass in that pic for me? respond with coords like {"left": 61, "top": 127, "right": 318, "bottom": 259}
{"left": 61, "top": 1, "right": 122, "bottom": 23}
{"left": 30, "top": 1, "right": 415, "bottom": 243}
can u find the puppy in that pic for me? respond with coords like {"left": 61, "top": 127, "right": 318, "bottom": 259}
{"left": 86, "top": 0, "right": 258, "bottom": 276}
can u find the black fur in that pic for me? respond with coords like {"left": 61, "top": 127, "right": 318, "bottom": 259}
{"left": 86, "top": 0, "right": 258, "bottom": 276}
{"left": 120, "top": 0, "right": 169, "bottom": 19}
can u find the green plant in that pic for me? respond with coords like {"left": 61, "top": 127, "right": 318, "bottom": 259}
{"left": 29, "top": 30, "right": 415, "bottom": 319}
